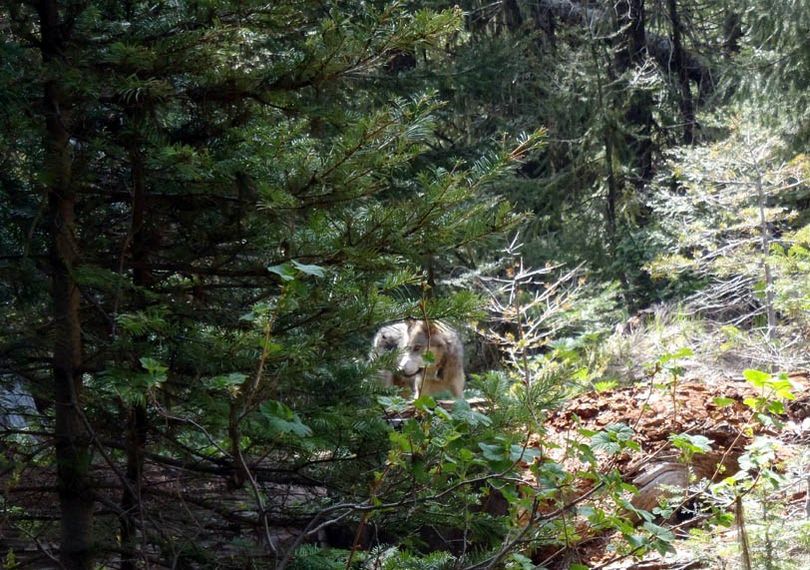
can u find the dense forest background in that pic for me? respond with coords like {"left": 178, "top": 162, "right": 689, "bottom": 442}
{"left": 1, "top": 1, "right": 809, "bottom": 568}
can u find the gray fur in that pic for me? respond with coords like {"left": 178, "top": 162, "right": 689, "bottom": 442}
{"left": 371, "top": 320, "right": 465, "bottom": 399}
{"left": 370, "top": 322, "right": 413, "bottom": 396}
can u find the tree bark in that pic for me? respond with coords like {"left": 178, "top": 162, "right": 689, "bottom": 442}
{"left": 503, "top": 0, "right": 523, "bottom": 30}
{"left": 532, "top": 2, "right": 557, "bottom": 50}
{"left": 38, "top": 1, "right": 94, "bottom": 568}
{"left": 615, "top": 0, "right": 654, "bottom": 186}
{"left": 536, "top": 0, "right": 713, "bottom": 97}
{"left": 723, "top": 12, "right": 743, "bottom": 57}
{"left": 668, "top": 0, "right": 696, "bottom": 144}
{"left": 120, "top": 130, "right": 149, "bottom": 570}
{"left": 752, "top": 148, "right": 777, "bottom": 339}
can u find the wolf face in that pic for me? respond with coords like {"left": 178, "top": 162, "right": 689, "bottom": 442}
{"left": 372, "top": 322, "right": 407, "bottom": 354}
{"left": 398, "top": 323, "right": 446, "bottom": 378}
{"left": 370, "top": 322, "right": 413, "bottom": 396}
{"left": 398, "top": 319, "right": 465, "bottom": 399}
{"left": 372, "top": 320, "right": 466, "bottom": 399}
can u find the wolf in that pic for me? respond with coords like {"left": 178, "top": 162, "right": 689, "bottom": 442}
{"left": 371, "top": 320, "right": 466, "bottom": 399}
{"left": 397, "top": 319, "right": 465, "bottom": 399}
{"left": 370, "top": 322, "right": 413, "bottom": 397}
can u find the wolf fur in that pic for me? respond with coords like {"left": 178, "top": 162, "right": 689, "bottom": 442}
{"left": 398, "top": 319, "right": 465, "bottom": 398}
{"left": 398, "top": 319, "right": 465, "bottom": 399}
{"left": 370, "top": 322, "right": 413, "bottom": 397}
{"left": 372, "top": 320, "right": 466, "bottom": 399}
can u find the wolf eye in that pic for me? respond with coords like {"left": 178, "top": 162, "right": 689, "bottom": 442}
{"left": 412, "top": 344, "right": 423, "bottom": 351}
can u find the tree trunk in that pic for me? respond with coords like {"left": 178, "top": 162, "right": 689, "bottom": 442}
{"left": 532, "top": 3, "right": 557, "bottom": 51}
{"left": 723, "top": 12, "right": 743, "bottom": 57}
{"left": 38, "top": 2, "right": 94, "bottom": 567}
{"left": 752, "top": 151, "right": 777, "bottom": 339}
{"left": 503, "top": 0, "right": 523, "bottom": 30}
{"left": 615, "top": 0, "right": 654, "bottom": 186}
{"left": 668, "top": 0, "right": 696, "bottom": 144}
{"left": 535, "top": 0, "right": 714, "bottom": 98}
{"left": 120, "top": 118, "right": 151, "bottom": 569}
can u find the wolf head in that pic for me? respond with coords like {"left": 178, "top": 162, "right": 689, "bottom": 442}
{"left": 370, "top": 322, "right": 413, "bottom": 396}
{"left": 398, "top": 319, "right": 445, "bottom": 379}
{"left": 398, "top": 319, "right": 465, "bottom": 399}
{"left": 371, "top": 322, "right": 407, "bottom": 356}
{"left": 372, "top": 319, "right": 465, "bottom": 399}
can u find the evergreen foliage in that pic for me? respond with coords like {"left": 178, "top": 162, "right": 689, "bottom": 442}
{"left": 1, "top": 0, "right": 809, "bottom": 568}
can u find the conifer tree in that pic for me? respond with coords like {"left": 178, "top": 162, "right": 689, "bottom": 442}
{"left": 1, "top": 1, "right": 540, "bottom": 566}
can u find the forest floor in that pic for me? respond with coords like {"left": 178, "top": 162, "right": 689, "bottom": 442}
{"left": 539, "top": 373, "right": 810, "bottom": 569}
{"left": 533, "top": 312, "right": 810, "bottom": 570}
{"left": 3, "top": 315, "right": 809, "bottom": 569}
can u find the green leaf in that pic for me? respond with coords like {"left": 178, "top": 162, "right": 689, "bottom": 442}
{"left": 451, "top": 399, "right": 492, "bottom": 427}
{"left": 139, "top": 357, "right": 167, "bottom": 376}
{"left": 710, "top": 511, "right": 735, "bottom": 527}
{"left": 478, "top": 442, "right": 505, "bottom": 462}
{"left": 577, "top": 505, "right": 596, "bottom": 518}
{"left": 205, "top": 372, "right": 247, "bottom": 390}
{"left": 508, "top": 553, "right": 537, "bottom": 570}
{"left": 422, "top": 349, "right": 436, "bottom": 364}
{"left": 433, "top": 405, "right": 452, "bottom": 421}
{"left": 643, "top": 521, "right": 675, "bottom": 554}
{"left": 510, "top": 444, "right": 541, "bottom": 463}
{"left": 267, "top": 263, "right": 295, "bottom": 281}
{"left": 594, "top": 380, "right": 618, "bottom": 392}
{"left": 259, "top": 400, "right": 312, "bottom": 438}
{"left": 767, "top": 400, "right": 786, "bottom": 414}
{"left": 377, "top": 395, "right": 409, "bottom": 413}
{"left": 743, "top": 369, "right": 771, "bottom": 388}
{"left": 389, "top": 431, "right": 413, "bottom": 453}
{"left": 590, "top": 433, "right": 620, "bottom": 455}
{"left": 605, "top": 423, "right": 634, "bottom": 441}
{"left": 290, "top": 260, "right": 325, "bottom": 277}
{"left": 669, "top": 433, "right": 713, "bottom": 455}
{"left": 743, "top": 396, "right": 763, "bottom": 410}
{"left": 413, "top": 395, "right": 436, "bottom": 411}
{"left": 259, "top": 339, "right": 284, "bottom": 354}
{"left": 713, "top": 397, "right": 735, "bottom": 407}
{"left": 626, "top": 533, "right": 646, "bottom": 550}
{"left": 658, "top": 347, "right": 694, "bottom": 364}
{"left": 771, "top": 376, "right": 796, "bottom": 400}
{"left": 591, "top": 424, "right": 636, "bottom": 455}
{"left": 625, "top": 440, "right": 642, "bottom": 452}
